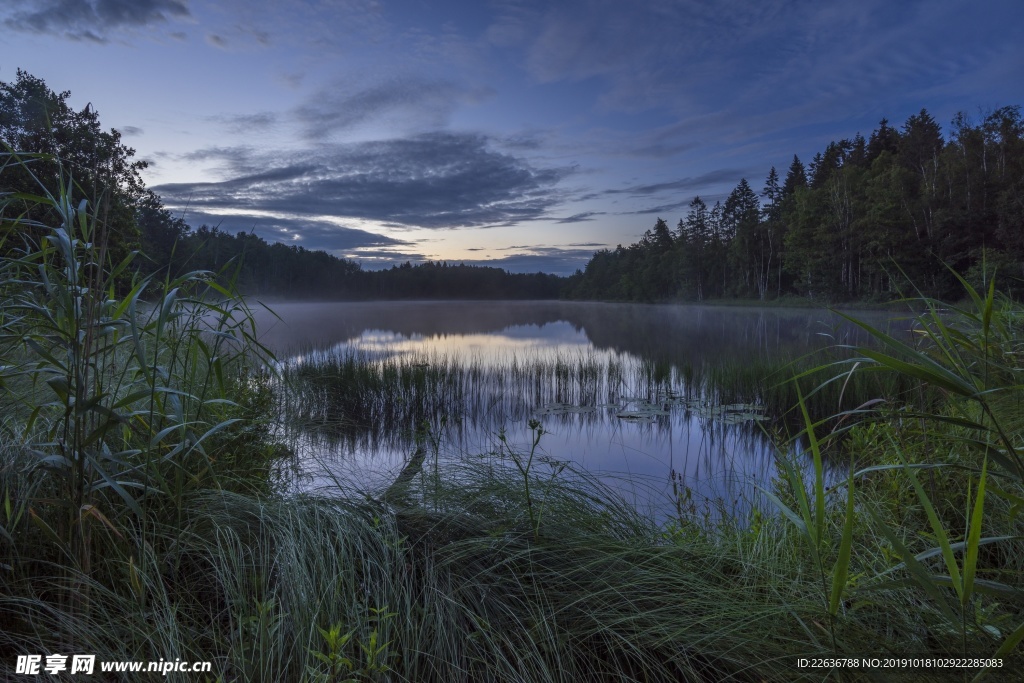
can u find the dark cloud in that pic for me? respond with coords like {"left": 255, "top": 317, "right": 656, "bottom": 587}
{"left": 295, "top": 76, "right": 493, "bottom": 140}
{"left": 353, "top": 249, "right": 591, "bottom": 276}
{"left": 153, "top": 132, "right": 571, "bottom": 230}
{"left": 206, "top": 33, "right": 228, "bottom": 49}
{"left": 620, "top": 201, "right": 694, "bottom": 216}
{"left": 628, "top": 140, "right": 696, "bottom": 159}
{"left": 176, "top": 210, "right": 408, "bottom": 255}
{"left": 623, "top": 192, "right": 730, "bottom": 216}
{"left": 499, "top": 133, "right": 547, "bottom": 150}
{"left": 4, "top": 0, "right": 190, "bottom": 41}
{"left": 117, "top": 125, "right": 144, "bottom": 136}
{"left": 347, "top": 248, "right": 431, "bottom": 267}
{"left": 212, "top": 112, "right": 278, "bottom": 133}
{"left": 277, "top": 72, "right": 305, "bottom": 89}
{"left": 180, "top": 146, "right": 252, "bottom": 163}
{"left": 554, "top": 211, "right": 603, "bottom": 224}
{"left": 604, "top": 169, "right": 748, "bottom": 197}
{"left": 242, "top": 25, "right": 270, "bottom": 46}
{"left": 459, "top": 248, "right": 597, "bottom": 275}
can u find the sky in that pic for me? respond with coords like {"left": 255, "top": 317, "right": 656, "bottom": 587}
{"left": 2, "top": 0, "right": 1023, "bottom": 275}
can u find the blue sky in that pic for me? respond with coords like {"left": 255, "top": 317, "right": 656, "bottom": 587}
{"left": 2, "top": 0, "right": 1022, "bottom": 274}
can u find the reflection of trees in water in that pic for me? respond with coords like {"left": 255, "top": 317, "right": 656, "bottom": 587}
{"left": 255, "top": 300, "right": 907, "bottom": 369}
{"left": 570, "top": 303, "right": 905, "bottom": 368}
{"left": 255, "top": 301, "right": 571, "bottom": 355}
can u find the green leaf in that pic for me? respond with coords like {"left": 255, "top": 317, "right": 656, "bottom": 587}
{"left": 89, "top": 460, "right": 145, "bottom": 518}
{"left": 754, "top": 485, "right": 808, "bottom": 535}
{"left": 991, "top": 619, "right": 1024, "bottom": 659}
{"left": 29, "top": 508, "right": 71, "bottom": 561}
{"left": 963, "top": 456, "right": 988, "bottom": 607}
{"left": 866, "top": 504, "right": 959, "bottom": 624}
{"left": 829, "top": 470, "right": 856, "bottom": 617}
{"left": 901, "top": 453, "right": 962, "bottom": 597}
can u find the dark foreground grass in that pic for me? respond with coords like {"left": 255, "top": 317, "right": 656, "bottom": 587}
{"left": 1, "top": 452, "right": 823, "bottom": 682}
{"left": 4, "top": 434, "right": 1020, "bottom": 682}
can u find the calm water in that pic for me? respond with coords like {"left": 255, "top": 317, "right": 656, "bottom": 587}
{"left": 252, "top": 300, "right": 904, "bottom": 519}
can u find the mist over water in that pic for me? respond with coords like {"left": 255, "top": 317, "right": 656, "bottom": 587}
{"left": 254, "top": 301, "right": 907, "bottom": 520}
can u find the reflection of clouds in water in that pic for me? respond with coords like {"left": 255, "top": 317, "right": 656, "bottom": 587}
{"left": 254, "top": 300, "right": 907, "bottom": 365}
{"left": 294, "top": 325, "right": 598, "bottom": 366}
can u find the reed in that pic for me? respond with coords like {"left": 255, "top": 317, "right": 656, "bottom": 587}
{"left": 278, "top": 341, "right": 905, "bottom": 456}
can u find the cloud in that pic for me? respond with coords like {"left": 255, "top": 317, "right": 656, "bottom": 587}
{"left": 554, "top": 211, "right": 603, "bottom": 224}
{"left": 153, "top": 132, "right": 572, "bottom": 230}
{"left": 206, "top": 33, "right": 228, "bottom": 49}
{"left": 346, "top": 248, "right": 431, "bottom": 267}
{"left": 620, "top": 201, "right": 695, "bottom": 216}
{"left": 239, "top": 24, "right": 270, "bottom": 46}
{"left": 498, "top": 132, "right": 547, "bottom": 150}
{"left": 176, "top": 210, "right": 409, "bottom": 255}
{"left": 496, "top": 0, "right": 1024, "bottom": 161}
{"left": 4, "top": 0, "right": 190, "bottom": 42}
{"left": 295, "top": 76, "right": 493, "bottom": 140}
{"left": 459, "top": 248, "right": 597, "bottom": 275}
{"left": 439, "top": 244, "right": 600, "bottom": 275}
{"left": 211, "top": 112, "right": 278, "bottom": 133}
{"left": 623, "top": 193, "right": 731, "bottom": 217}
{"left": 603, "top": 170, "right": 748, "bottom": 198}
{"left": 277, "top": 72, "right": 305, "bottom": 89}
{"left": 117, "top": 125, "right": 144, "bottom": 136}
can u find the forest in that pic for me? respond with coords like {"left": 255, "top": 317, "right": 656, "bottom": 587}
{"left": 565, "top": 108, "right": 1024, "bottom": 303}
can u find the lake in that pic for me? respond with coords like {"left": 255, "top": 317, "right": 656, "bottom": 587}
{"left": 252, "top": 300, "right": 906, "bottom": 520}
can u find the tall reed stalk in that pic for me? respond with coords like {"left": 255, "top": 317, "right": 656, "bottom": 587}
{"left": 0, "top": 153, "right": 273, "bottom": 614}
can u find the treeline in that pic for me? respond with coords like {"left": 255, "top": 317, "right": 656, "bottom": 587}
{"left": 141, "top": 205, "right": 561, "bottom": 299}
{"left": 1, "top": 70, "right": 562, "bottom": 301}
{"left": 566, "top": 107, "right": 1024, "bottom": 302}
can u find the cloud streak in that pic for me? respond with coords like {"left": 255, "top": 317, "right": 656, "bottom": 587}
{"left": 154, "top": 132, "right": 572, "bottom": 230}
{"left": 4, "top": 0, "right": 190, "bottom": 42}
{"left": 603, "top": 170, "right": 749, "bottom": 197}
{"left": 554, "top": 211, "right": 603, "bottom": 224}
{"left": 459, "top": 248, "right": 597, "bottom": 275}
{"left": 174, "top": 210, "right": 409, "bottom": 255}
{"left": 295, "top": 77, "right": 493, "bottom": 140}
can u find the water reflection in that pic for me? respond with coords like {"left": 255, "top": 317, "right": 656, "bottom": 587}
{"left": 256, "top": 301, "right": 906, "bottom": 520}
{"left": 254, "top": 300, "right": 904, "bottom": 362}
